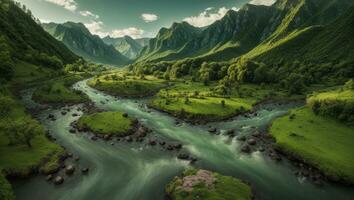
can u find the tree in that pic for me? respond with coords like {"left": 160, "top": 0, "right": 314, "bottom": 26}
{"left": 221, "top": 100, "right": 226, "bottom": 107}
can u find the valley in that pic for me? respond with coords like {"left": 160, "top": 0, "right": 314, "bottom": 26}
{"left": 0, "top": 0, "right": 353, "bottom": 199}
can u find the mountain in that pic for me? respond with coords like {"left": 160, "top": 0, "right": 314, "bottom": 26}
{"left": 137, "top": 22, "right": 202, "bottom": 62}
{"left": 102, "top": 35, "right": 148, "bottom": 59}
{"left": 136, "top": 0, "right": 354, "bottom": 63}
{"left": 135, "top": 38, "right": 150, "bottom": 47}
{"left": 248, "top": 4, "right": 354, "bottom": 67}
{"left": 42, "top": 22, "right": 129, "bottom": 66}
{"left": 0, "top": 0, "right": 78, "bottom": 66}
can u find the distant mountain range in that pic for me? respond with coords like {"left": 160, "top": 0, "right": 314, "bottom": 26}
{"left": 102, "top": 36, "right": 150, "bottom": 59}
{"left": 42, "top": 22, "right": 129, "bottom": 66}
{"left": 136, "top": 0, "right": 354, "bottom": 63}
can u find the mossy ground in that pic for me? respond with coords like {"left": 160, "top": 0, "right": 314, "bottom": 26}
{"left": 166, "top": 168, "right": 252, "bottom": 200}
{"left": 0, "top": 94, "right": 64, "bottom": 177}
{"left": 77, "top": 112, "right": 134, "bottom": 136}
{"left": 270, "top": 107, "right": 354, "bottom": 183}
{"left": 87, "top": 73, "right": 166, "bottom": 97}
{"left": 149, "top": 80, "right": 287, "bottom": 121}
{"left": 33, "top": 75, "right": 88, "bottom": 104}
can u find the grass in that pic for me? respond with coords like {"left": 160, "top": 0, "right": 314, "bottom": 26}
{"left": 166, "top": 168, "right": 252, "bottom": 200}
{"left": 77, "top": 112, "right": 134, "bottom": 136}
{"left": 33, "top": 75, "right": 89, "bottom": 104}
{"left": 149, "top": 80, "right": 287, "bottom": 121}
{"left": 87, "top": 73, "right": 166, "bottom": 97}
{"left": 270, "top": 107, "right": 354, "bottom": 183}
{"left": 0, "top": 93, "right": 64, "bottom": 177}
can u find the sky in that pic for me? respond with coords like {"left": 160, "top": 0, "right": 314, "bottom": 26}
{"left": 17, "top": 0, "right": 276, "bottom": 39}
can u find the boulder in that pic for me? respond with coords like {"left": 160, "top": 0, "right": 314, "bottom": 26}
{"left": 208, "top": 128, "right": 217, "bottom": 133}
{"left": 103, "top": 134, "right": 111, "bottom": 141}
{"left": 237, "top": 135, "right": 246, "bottom": 141}
{"left": 226, "top": 129, "right": 235, "bottom": 135}
{"left": 46, "top": 174, "right": 53, "bottom": 181}
{"left": 148, "top": 140, "right": 156, "bottom": 146}
{"left": 61, "top": 111, "right": 67, "bottom": 115}
{"left": 65, "top": 165, "right": 75, "bottom": 175}
{"left": 90, "top": 136, "right": 98, "bottom": 141}
{"left": 122, "top": 113, "right": 128, "bottom": 118}
{"left": 125, "top": 136, "right": 133, "bottom": 142}
{"left": 173, "top": 143, "right": 182, "bottom": 149}
{"left": 69, "top": 129, "right": 76, "bottom": 134}
{"left": 54, "top": 176, "right": 64, "bottom": 185}
{"left": 81, "top": 167, "right": 89, "bottom": 174}
{"left": 241, "top": 145, "right": 251, "bottom": 153}
{"left": 159, "top": 141, "right": 166, "bottom": 146}
{"left": 72, "top": 113, "right": 78, "bottom": 117}
{"left": 166, "top": 145, "right": 174, "bottom": 151}
{"left": 247, "top": 139, "right": 257, "bottom": 145}
{"left": 177, "top": 153, "right": 189, "bottom": 160}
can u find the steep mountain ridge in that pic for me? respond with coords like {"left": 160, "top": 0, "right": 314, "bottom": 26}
{"left": 136, "top": 0, "right": 353, "bottom": 63}
{"left": 0, "top": 1, "right": 78, "bottom": 65}
{"left": 102, "top": 35, "right": 146, "bottom": 59}
{"left": 43, "top": 22, "right": 129, "bottom": 66}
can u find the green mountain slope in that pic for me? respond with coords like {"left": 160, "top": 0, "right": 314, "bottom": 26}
{"left": 42, "top": 22, "right": 129, "bottom": 66}
{"left": 136, "top": 0, "right": 353, "bottom": 63}
{"left": 249, "top": 5, "right": 354, "bottom": 67}
{"left": 0, "top": 1, "right": 78, "bottom": 64}
{"left": 102, "top": 35, "right": 146, "bottom": 59}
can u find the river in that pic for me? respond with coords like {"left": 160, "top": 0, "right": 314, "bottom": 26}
{"left": 13, "top": 80, "right": 354, "bottom": 200}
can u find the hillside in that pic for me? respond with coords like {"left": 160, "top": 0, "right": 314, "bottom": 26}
{"left": 42, "top": 22, "right": 129, "bottom": 66}
{"left": 0, "top": 0, "right": 79, "bottom": 82}
{"left": 136, "top": 0, "right": 354, "bottom": 63}
{"left": 102, "top": 35, "right": 146, "bottom": 59}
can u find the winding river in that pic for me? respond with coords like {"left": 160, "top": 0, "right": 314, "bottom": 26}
{"left": 13, "top": 80, "right": 354, "bottom": 200}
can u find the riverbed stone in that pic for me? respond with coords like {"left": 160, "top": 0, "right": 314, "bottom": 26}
{"left": 81, "top": 167, "right": 89, "bottom": 174}
{"left": 247, "top": 139, "right": 257, "bottom": 145}
{"left": 241, "top": 145, "right": 251, "bottom": 153}
{"left": 54, "top": 176, "right": 64, "bottom": 185}
{"left": 46, "top": 174, "right": 53, "bottom": 181}
{"left": 65, "top": 165, "right": 75, "bottom": 175}
{"left": 177, "top": 153, "right": 189, "bottom": 160}
{"left": 208, "top": 128, "right": 217, "bottom": 133}
{"left": 69, "top": 129, "right": 76, "bottom": 134}
{"left": 237, "top": 135, "right": 246, "bottom": 141}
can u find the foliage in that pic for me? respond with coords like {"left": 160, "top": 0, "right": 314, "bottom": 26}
{"left": 307, "top": 87, "right": 354, "bottom": 124}
{"left": 33, "top": 75, "right": 89, "bottom": 104}
{"left": 270, "top": 108, "right": 354, "bottom": 183}
{"left": 77, "top": 112, "right": 134, "bottom": 136}
{"left": 0, "top": 173, "right": 15, "bottom": 200}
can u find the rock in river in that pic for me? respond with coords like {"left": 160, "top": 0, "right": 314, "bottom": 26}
{"left": 247, "top": 139, "right": 257, "bottom": 145}
{"left": 54, "top": 176, "right": 64, "bottom": 185}
{"left": 65, "top": 165, "right": 75, "bottom": 175}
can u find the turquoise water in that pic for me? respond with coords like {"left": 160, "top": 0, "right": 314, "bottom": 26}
{"left": 13, "top": 80, "right": 354, "bottom": 200}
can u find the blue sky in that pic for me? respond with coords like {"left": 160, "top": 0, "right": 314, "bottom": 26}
{"left": 17, "top": 0, "right": 275, "bottom": 38}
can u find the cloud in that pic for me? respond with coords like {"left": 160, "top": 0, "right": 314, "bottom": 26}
{"left": 84, "top": 21, "right": 144, "bottom": 39}
{"left": 183, "top": 7, "right": 239, "bottom": 27}
{"left": 80, "top": 10, "right": 99, "bottom": 19}
{"left": 141, "top": 13, "right": 158, "bottom": 23}
{"left": 110, "top": 27, "right": 144, "bottom": 39}
{"left": 249, "top": 0, "right": 276, "bottom": 6}
{"left": 45, "top": 0, "right": 77, "bottom": 12}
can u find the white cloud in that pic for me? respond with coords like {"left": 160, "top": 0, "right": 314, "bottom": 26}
{"left": 141, "top": 13, "right": 158, "bottom": 23}
{"left": 45, "top": 0, "right": 77, "bottom": 12}
{"left": 84, "top": 21, "right": 144, "bottom": 39}
{"left": 110, "top": 27, "right": 144, "bottom": 39}
{"left": 183, "top": 7, "right": 239, "bottom": 27}
{"left": 80, "top": 10, "right": 99, "bottom": 19}
{"left": 249, "top": 0, "right": 276, "bottom": 6}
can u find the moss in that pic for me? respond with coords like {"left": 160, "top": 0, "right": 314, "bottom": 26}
{"left": 166, "top": 169, "right": 252, "bottom": 200}
{"left": 77, "top": 112, "right": 134, "bottom": 136}
{"left": 270, "top": 107, "right": 354, "bottom": 183}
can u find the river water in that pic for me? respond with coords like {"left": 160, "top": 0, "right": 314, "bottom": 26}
{"left": 13, "top": 80, "right": 354, "bottom": 200}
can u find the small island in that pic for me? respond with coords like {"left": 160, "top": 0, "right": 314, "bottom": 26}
{"left": 87, "top": 73, "right": 166, "bottom": 97}
{"left": 77, "top": 111, "right": 135, "bottom": 136}
{"left": 166, "top": 168, "right": 253, "bottom": 200}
